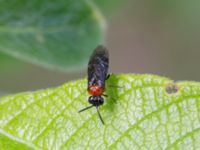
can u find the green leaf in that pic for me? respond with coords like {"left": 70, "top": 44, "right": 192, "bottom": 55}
{"left": 0, "top": 74, "right": 200, "bottom": 149}
{"left": 93, "top": 0, "right": 125, "bottom": 14}
{"left": 0, "top": 0, "right": 105, "bottom": 71}
{"left": 0, "top": 52, "right": 24, "bottom": 71}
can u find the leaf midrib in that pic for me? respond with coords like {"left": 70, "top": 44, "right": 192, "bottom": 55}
{"left": 0, "top": 25, "right": 89, "bottom": 34}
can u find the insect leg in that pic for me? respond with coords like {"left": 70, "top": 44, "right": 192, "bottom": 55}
{"left": 102, "top": 94, "right": 108, "bottom": 97}
{"left": 106, "top": 74, "right": 111, "bottom": 80}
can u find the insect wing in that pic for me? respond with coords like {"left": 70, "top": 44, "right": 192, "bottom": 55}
{"left": 88, "top": 45, "right": 109, "bottom": 87}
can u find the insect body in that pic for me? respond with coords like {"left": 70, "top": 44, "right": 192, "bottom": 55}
{"left": 79, "top": 45, "right": 109, "bottom": 124}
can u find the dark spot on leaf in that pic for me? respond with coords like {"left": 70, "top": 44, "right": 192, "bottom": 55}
{"left": 166, "top": 82, "right": 179, "bottom": 94}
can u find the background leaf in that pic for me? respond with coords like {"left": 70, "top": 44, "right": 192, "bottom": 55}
{"left": 0, "top": 0, "right": 105, "bottom": 71}
{"left": 0, "top": 52, "right": 24, "bottom": 71}
{"left": 0, "top": 74, "right": 200, "bottom": 149}
{"left": 93, "top": 0, "right": 125, "bottom": 14}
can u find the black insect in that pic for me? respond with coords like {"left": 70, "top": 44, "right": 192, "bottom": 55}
{"left": 79, "top": 45, "right": 109, "bottom": 124}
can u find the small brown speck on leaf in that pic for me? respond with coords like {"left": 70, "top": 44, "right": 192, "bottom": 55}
{"left": 166, "top": 82, "right": 179, "bottom": 94}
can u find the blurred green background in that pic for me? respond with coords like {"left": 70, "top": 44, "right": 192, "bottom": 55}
{"left": 0, "top": 0, "right": 199, "bottom": 95}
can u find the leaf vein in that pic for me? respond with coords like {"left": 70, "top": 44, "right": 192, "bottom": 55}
{"left": 108, "top": 94, "right": 200, "bottom": 149}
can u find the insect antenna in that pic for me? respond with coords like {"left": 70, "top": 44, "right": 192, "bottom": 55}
{"left": 96, "top": 106, "right": 105, "bottom": 125}
{"left": 78, "top": 105, "right": 94, "bottom": 113}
